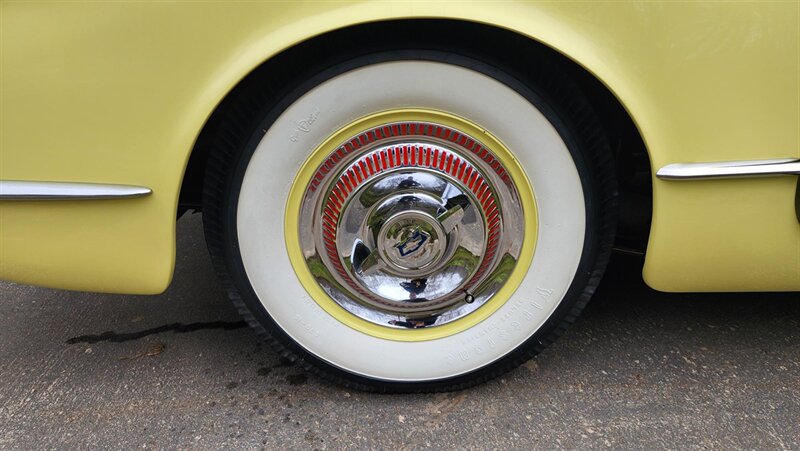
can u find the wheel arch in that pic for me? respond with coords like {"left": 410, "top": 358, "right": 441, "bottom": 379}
{"left": 178, "top": 19, "right": 651, "bottom": 248}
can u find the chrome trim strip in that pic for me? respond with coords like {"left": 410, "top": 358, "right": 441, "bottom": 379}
{"left": 0, "top": 181, "right": 152, "bottom": 200}
{"left": 657, "top": 159, "right": 800, "bottom": 180}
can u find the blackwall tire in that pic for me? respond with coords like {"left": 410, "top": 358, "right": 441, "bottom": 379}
{"left": 202, "top": 48, "right": 616, "bottom": 392}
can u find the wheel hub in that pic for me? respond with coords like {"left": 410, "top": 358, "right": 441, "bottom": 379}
{"left": 297, "top": 119, "right": 527, "bottom": 329}
{"left": 378, "top": 210, "right": 444, "bottom": 273}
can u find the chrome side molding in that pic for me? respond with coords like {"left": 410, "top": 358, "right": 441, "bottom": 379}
{"left": 657, "top": 158, "right": 800, "bottom": 180}
{"left": 0, "top": 180, "right": 152, "bottom": 200}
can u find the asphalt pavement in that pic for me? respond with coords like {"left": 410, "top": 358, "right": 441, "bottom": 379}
{"left": 1, "top": 214, "right": 798, "bottom": 450}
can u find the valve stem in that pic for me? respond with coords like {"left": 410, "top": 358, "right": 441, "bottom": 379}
{"left": 464, "top": 292, "right": 475, "bottom": 304}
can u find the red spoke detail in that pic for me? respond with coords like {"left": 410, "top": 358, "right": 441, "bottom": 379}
{"left": 468, "top": 171, "right": 479, "bottom": 191}
{"left": 322, "top": 222, "right": 336, "bottom": 237}
{"left": 462, "top": 166, "right": 473, "bottom": 184}
{"left": 328, "top": 191, "right": 342, "bottom": 210}
{"left": 323, "top": 204, "right": 339, "bottom": 218}
{"left": 480, "top": 188, "right": 492, "bottom": 205}
{"left": 324, "top": 245, "right": 338, "bottom": 258}
{"left": 484, "top": 203, "right": 498, "bottom": 220}
{"left": 322, "top": 214, "right": 336, "bottom": 230}
{"left": 335, "top": 181, "right": 347, "bottom": 199}
{"left": 381, "top": 150, "right": 389, "bottom": 169}
{"left": 335, "top": 187, "right": 346, "bottom": 205}
{"left": 365, "top": 157, "right": 375, "bottom": 176}
{"left": 476, "top": 182, "right": 487, "bottom": 200}
{"left": 342, "top": 172, "right": 352, "bottom": 192}
{"left": 457, "top": 161, "right": 466, "bottom": 179}
{"left": 351, "top": 163, "right": 362, "bottom": 183}
{"left": 347, "top": 169, "right": 358, "bottom": 188}
{"left": 372, "top": 153, "right": 381, "bottom": 172}
{"left": 488, "top": 215, "right": 501, "bottom": 230}
{"left": 322, "top": 213, "right": 338, "bottom": 228}
{"left": 448, "top": 156, "right": 460, "bottom": 177}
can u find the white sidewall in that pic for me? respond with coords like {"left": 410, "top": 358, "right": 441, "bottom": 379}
{"left": 237, "top": 61, "right": 585, "bottom": 381}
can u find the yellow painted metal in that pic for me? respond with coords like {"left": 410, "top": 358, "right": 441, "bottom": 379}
{"left": 1, "top": 2, "right": 798, "bottom": 293}
{"left": 285, "top": 110, "right": 538, "bottom": 341}
{"left": 644, "top": 177, "right": 800, "bottom": 292}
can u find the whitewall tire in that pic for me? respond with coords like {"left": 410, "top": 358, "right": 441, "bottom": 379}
{"left": 203, "top": 45, "right": 616, "bottom": 392}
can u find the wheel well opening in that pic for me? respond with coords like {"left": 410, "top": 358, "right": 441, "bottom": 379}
{"left": 179, "top": 19, "right": 651, "bottom": 250}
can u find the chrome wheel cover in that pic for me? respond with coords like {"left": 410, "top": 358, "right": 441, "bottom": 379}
{"left": 298, "top": 121, "right": 526, "bottom": 329}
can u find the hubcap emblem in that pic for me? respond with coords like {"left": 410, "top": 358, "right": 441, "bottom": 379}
{"left": 378, "top": 210, "right": 446, "bottom": 274}
{"left": 395, "top": 228, "right": 428, "bottom": 257}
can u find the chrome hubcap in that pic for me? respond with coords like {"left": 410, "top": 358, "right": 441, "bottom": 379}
{"left": 299, "top": 121, "right": 526, "bottom": 329}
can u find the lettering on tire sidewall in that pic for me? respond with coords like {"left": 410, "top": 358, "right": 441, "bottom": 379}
{"left": 445, "top": 287, "right": 555, "bottom": 366}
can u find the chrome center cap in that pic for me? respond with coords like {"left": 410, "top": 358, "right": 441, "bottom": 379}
{"left": 378, "top": 211, "right": 446, "bottom": 274}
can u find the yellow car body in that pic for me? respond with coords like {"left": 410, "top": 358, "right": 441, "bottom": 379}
{"left": 1, "top": 1, "right": 798, "bottom": 294}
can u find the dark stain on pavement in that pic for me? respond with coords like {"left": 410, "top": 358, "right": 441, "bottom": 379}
{"left": 277, "top": 356, "right": 296, "bottom": 367}
{"left": 65, "top": 320, "right": 247, "bottom": 344}
{"left": 285, "top": 373, "right": 308, "bottom": 386}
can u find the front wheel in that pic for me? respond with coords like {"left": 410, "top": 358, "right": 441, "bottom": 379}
{"left": 203, "top": 47, "right": 616, "bottom": 392}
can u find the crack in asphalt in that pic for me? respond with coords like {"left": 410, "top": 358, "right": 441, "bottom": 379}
{"left": 65, "top": 320, "right": 248, "bottom": 344}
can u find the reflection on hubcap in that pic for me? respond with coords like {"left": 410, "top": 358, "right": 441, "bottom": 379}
{"left": 298, "top": 121, "right": 525, "bottom": 329}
